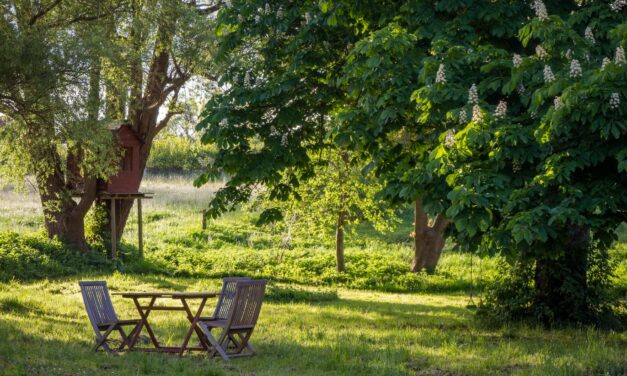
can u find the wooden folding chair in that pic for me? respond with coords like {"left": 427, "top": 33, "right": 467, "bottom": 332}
{"left": 198, "top": 279, "right": 267, "bottom": 360}
{"left": 203, "top": 277, "right": 251, "bottom": 322}
{"left": 79, "top": 281, "right": 141, "bottom": 353}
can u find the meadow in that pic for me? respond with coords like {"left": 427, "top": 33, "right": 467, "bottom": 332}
{"left": 0, "top": 174, "right": 626, "bottom": 375}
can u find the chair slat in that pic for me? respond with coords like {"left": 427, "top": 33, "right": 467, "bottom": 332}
{"left": 79, "top": 281, "right": 119, "bottom": 327}
{"left": 213, "top": 277, "right": 250, "bottom": 320}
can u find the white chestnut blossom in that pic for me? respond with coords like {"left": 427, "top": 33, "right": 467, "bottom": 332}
{"left": 569, "top": 59, "right": 582, "bottom": 78}
{"left": 444, "top": 129, "right": 456, "bottom": 147}
{"left": 610, "top": 0, "right": 627, "bottom": 12}
{"left": 512, "top": 53, "right": 523, "bottom": 68}
{"left": 585, "top": 26, "right": 595, "bottom": 44}
{"left": 459, "top": 109, "right": 467, "bottom": 124}
{"left": 609, "top": 92, "right": 620, "bottom": 109}
{"left": 219, "top": 118, "right": 228, "bottom": 127}
{"left": 224, "top": 0, "right": 232, "bottom": 7}
{"left": 304, "top": 12, "right": 312, "bottom": 23}
{"left": 468, "top": 83, "right": 479, "bottom": 104}
{"left": 494, "top": 100, "right": 507, "bottom": 120}
{"left": 244, "top": 71, "right": 252, "bottom": 88}
{"left": 536, "top": 45, "right": 548, "bottom": 59}
{"left": 531, "top": 0, "right": 549, "bottom": 20}
{"left": 517, "top": 84, "right": 526, "bottom": 96}
{"left": 512, "top": 160, "right": 521, "bottom": 173}
{"left": 472, "top": 104, "right": 484, "bottom": 123}
{"left": 254, "top": 14, "right": 261, "bottom": 23}
{"left": 565, "top": 49, "right": 573, "bottom": 60}
{"left": 435, "top": 64, "right": 447, "bottom": 84}
{"left": 615, "top": 46, "right": 626, "bottom": 66}
{"left": 601, "top": 57, "right": 611, "bottom": 70}
{"left": 554, "top": 96, "right": 564, "bottom": 110}
{"left": 543, "top": 65, "right": 555, "bottom": 83}
{"left": 277, "top": 7, "right": 284, "bottom": 19}
{"left": 264, "top": 3, "right": 271, "bottom": 14}
{"left": 281, "top": 133, "right": 289, "bottom": 146}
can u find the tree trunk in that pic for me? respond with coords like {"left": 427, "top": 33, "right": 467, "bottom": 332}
{"left": 534, "top": 224, "right": 590, "bottom": 325}
{"left": 335, "top": 210, "right": 346, "bottom": 273}
{"left": 36, "top": 144, "right": 98, "bottom": 251}
{"left": 410, "top": 199, "right": 449, "bottom": 273}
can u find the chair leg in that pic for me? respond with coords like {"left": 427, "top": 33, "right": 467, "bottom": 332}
{"left": 95, "top": 325, "right": 116, "bottom": 353}
{"left": 233, "top": 331, "right": 254, "bottom": 356}
{"left": 198, "top": 323, "right": 230, "bottom": 361}
{"left": 117, "top": 327, "right": 131, "bottom": 351}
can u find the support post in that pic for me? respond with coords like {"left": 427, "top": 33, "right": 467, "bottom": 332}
{"left": 111, "top": 198, "right": 117, "bottom": 259}
{"left": 138, "top": 198, "right": 143, "bottom": 258}
{"left": 202, "top": 209, "right": 207, "bottom": 230}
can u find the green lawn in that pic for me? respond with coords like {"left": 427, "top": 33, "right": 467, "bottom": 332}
{"left": 1, "top": 275, "right": 626, "bottom": 376}
{"left": 0, "top": 174, "right": 625, "bottom": 375}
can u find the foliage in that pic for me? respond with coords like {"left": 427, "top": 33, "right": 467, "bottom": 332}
{"left": 0, "top": 232, "right": 111, "bottom": 282}
{"left": 147, "top": 135, "right": 218, "bottom": 173}
{"left": 195, "top": 0, "right": 355, "bottom": 219}
{"left": 0, "top": 1, "right": 123, "bottom": 187}
{"left": 251, "top": 147, "right": 398, "bottom": 239}
{"left": 199, "top": 0, "right": 627, "bottom": 324}
{"left": 480, "top": 245, "right": 625, "bottom": 328}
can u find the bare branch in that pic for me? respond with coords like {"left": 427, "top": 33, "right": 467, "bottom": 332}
{"left": 154, "top": 88, "right": 184, "bottom": 134}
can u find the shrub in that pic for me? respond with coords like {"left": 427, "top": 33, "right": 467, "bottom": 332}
{"left": 0, "top": 232, "right": 112, "bottom": 281}
{"left": 479, "top": 245, "right": 625, "bottom": 328}
{"left": 147, "top": 135, "right": 217, "bottom": 173}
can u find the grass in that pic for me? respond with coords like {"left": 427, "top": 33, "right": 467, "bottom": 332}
{"left": 0, "top": 173, "right": 626, "bottom": 375}
{"left": 1, "top": 275, "right": 626, "bottom": 376}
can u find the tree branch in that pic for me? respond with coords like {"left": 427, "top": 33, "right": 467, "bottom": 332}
{"left": 74, "top": 177, "right": 98, "bottom": 218}
{"left": 29, "top": 0, "right": 62, "bottom": 25}
{"left": 432, "top": 213, "right": 450, "bottom": 234}
{"left": 195, "top": 1, "right": 223, "bottom": 15}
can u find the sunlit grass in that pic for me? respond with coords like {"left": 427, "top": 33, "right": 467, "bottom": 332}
{"left": 0, "top": 275, "right": 625, "bottom": 375}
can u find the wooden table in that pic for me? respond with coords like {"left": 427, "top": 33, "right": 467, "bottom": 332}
{"left": 112, "top": 292, "right": 218, "bottom": 356}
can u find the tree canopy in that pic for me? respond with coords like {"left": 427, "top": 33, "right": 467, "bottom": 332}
{"left": 198, "top": 0, "right": 626, "bottom": 323}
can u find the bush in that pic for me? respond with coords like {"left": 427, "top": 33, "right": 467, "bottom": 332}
{"left": 147, "top": 135, "right": 217, "bottom": 173}
{"left": 0, "top": 232, "right": 112, "bottom": 281}
{"left": 478, "top": 245, "right": 625, "bottom": 328}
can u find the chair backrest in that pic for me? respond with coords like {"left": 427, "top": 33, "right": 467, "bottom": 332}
{"left": 226, "top": 280, "right": 267, "bottom": 329}
{"left": 79, "top": 281, "right": 118, "bottom": 330}
{"left": 213, "top": 277, "right": 251, "bottom": 320}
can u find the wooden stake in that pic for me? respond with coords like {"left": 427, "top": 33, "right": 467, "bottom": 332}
{"left": 202, "top": 209, "right": 207, "bottom": 230}
{"left": 111, "top": 198, "right": 117, "bottom": 260}
{"left": 138, "top": 198, "right": 143, "bottom": 258}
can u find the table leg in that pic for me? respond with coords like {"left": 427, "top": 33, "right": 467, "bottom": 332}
{"left": 130, "top": 297, "right": 160, "bottom": 349}
{"left": 178, "top": 297, "right": 209, "bottom": 356}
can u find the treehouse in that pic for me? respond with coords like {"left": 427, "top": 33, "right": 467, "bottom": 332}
{"left": 97, "top": 123, "right": 152, "bottom": 260}
{"left": 98, "top": 124, "right": 142, "bottom": 194}
{"left": 67, "top": 123, "right": 152, "bottom": 259}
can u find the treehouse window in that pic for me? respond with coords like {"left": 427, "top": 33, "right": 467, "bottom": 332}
{"left": 122, "top": 147, "right": 133, "bottom": 171}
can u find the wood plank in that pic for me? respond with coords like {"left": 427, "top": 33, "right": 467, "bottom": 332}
{"left": 170, "top": 292, "right": 219, "bottom": 298}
